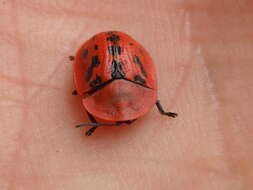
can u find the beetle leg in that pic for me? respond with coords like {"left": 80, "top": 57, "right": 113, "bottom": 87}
{"left": 76, "top": 118, "right": 137, "bottom": 136}
{"left": 115, "top": 119, "right": 137, "bottom": 125}
{"left": 85, "top": 112, "right": 98, "bottom": 136}
{"left": 75, "top": 112, "right": 99, "bottom": 136}
{"left": 72, "top": 90, "right": 78, "bottom": 95}
{"left": 69, "top": 56, "right": 75, "bottom": 61}
{"left": 155, "top": 100, "right": 178, "bottom": 118}
{"left": 76, "top": 120, "right": 136, "bottom": 128}
{"left": 85, "top": 127, "right": 97, "bottom": 136}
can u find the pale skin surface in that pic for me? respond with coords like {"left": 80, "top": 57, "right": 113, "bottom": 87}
{"left": 0, "top": 0, "right": 253, "bottom": 189}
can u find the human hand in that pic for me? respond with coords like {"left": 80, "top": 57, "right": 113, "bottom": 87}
{"left": 1, "top": 0, "right": 252, "bottom": 189}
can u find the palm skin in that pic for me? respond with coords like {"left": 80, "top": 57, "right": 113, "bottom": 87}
{"left": 1, "top": 0, "right": 253, "bottom": 189}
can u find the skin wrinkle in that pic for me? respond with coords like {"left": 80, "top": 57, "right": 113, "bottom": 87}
{"left": 189, "top": 1, "right": 253, "bottom": 188}
{"left": 4, "top": 1, "right": 29, "bottom": 190}
{"left": 0, "top": 96, "right": 26, "bottom": 107}
{"left": 167, "top": 12, "right": 193, "bottom": 107}
{"left": 20, "top": 3, "right": 91, "bottom": 101}
{"left": 28, "top": 60, "right": 69, "bottom": 100}
{"left": 0, "top": 31, "right": 22, "bottom": 45}
{"left": 0, "top": 72, "right": 60, "bottom": 90}
{"left": 196, "top": 46, "right": 246, "bottom": 187}
{"left": 14, "top": 0, "right": 186, "bottom": 25}
{"left": 192, "top": 45, "right": 228, "bottom": 166}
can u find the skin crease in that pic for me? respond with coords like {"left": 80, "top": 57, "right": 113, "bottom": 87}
{"left": 0, "top": 0, "right": 253, "bottom": 189}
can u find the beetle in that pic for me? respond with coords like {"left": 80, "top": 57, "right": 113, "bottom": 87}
{"left": 71, "top": 31, "right": 177, "bottom": 136}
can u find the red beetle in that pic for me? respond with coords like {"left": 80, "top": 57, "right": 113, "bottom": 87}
{"left": 71, "top": 31, "right": 177, "bottom": 136}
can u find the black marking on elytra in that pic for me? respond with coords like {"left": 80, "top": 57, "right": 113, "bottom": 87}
{"left": 89, "top": 75, "right": 102, "bottom": 87}
{"left": 94, "top": 45, "right": 98, "bottom": 50}
{"left": 85, "top": 56, "right": 100, "bottom": 81}
{"left": 129, "top": 42, "right": 134, "bottom": 46}
{"left": 111, "top": 60, "right": 125, "bottom": 79}
{"left": 107, "top": 34, "right": 120, "bottom": 43}
{"left": 83, "top": 49, "right": 88, "bottom": 59}
{"left": 108, "top": 45, "right": 121, "bottom": 56}
{"left": 134, "top": 74, "right": 146, "bottom": 84}
{"left": 133, "top": 55, "right": 147, "bottom": 78}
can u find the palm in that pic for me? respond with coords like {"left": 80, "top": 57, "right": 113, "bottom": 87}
{"left": 1, "top": 0, "right": 252, "bottom": 189}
